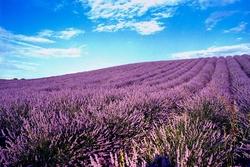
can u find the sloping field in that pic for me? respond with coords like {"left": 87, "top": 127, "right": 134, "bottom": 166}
{"left": 0, "top": 55, "right": 250, "bottom": 166}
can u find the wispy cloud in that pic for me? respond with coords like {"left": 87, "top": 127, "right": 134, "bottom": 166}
{"left": 198, "top": 0, "right": 239, "bottom": 9}
{"left": 29, "top": 48, "right": 82, "bottom": 58}
{"left": 132, "top": 20, "right": 165, "bottom": 35}
{"left": 1, "top": 40, "right": 83, "bottom": 59}
{"left": 80, "top": 0, "right": 182, "bottom": 35}
{"left": 224, "top": 22, "right": 248, "bottom": 33}
{"left": 54, "top": 3, "right": 64, "bottom": 12}
{"left": 1, "top": 27, "right": 85, "bottom": 43}
{"left": 38, "top": 28, "right": 85, "bottom": 40}
{"left": 78, "top": 0, "right": 240, "bottom": 35}
{"left": 57, "top": 28, "right": 85, "bottom": 39}
{"left": 171, "top": 43, "right": 250, "bottom": 59}
{"left": 205, "top": 11, "right": 236, "bottom": 31}
{"left": 95, "top": 20, "right": 165, "bottom": 35}
{"left": 15, "top": 35, "right": 55, "bottom": 43}
{"left": 0, "top": 27, "right": 84, "bottom": 58}
{"left": 152, "top": 8, "right": 176, "bottom": 19}
{"left": 84, "top": 0, "right": 181, "bottom": 20}
{"left": 95, "top": 22, "right": 127, "bottom": 32}
{"left": 0, "top": 27, "right": 85, "bottom": 74}
{"left": 37, "top": 29, "right": 54, "bottom": 37}
{"left": 0, "top": 58, "right": 39, "bottom": 79}
{"left": 0, "top": 27, "right": 55, "bottom": 43}
{"left": 0, "top": 60, "right": 38, "bottom": 72}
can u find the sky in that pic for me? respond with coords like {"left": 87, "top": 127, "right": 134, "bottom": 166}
{"left": 0, "top": 0, "right": 250, "bottom": 79}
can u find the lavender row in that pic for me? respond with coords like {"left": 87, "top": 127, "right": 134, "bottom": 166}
{"left": 143, "top": 60, "right": 194, "bottom": 86}
{"left": 234, "top": 55, "right": 250, "bottom": 77}
{"left": 155, "top": 58, "right": 207, "bottom": 90}
{"left": 164, "top": 57, "right": 216, "bottom": 103}
{"left": 226, "top": 57, "right": 250, "bottom": 112}
{"left": 195, "top": 57, "right": 232, "bottom": 102}
{"left": 139, "top": 59, "right": 191, "bottom": 84}
{"left": 108, "top": 61, "right": 177, "bottom": 88}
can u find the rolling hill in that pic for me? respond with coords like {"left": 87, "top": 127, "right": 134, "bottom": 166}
{"left": 0, "top": 55, "right": 250, "bottom": 166}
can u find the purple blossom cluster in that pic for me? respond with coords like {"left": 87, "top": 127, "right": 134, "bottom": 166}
{"left": 0, "top": 55, "right": 249, "bottom": 166}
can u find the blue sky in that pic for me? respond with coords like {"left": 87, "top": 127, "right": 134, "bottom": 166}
{"left": 0, "top": 0, "right": 250, "bottom": 79}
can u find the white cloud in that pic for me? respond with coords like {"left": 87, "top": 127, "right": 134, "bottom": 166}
{"left": 14, "top": 34, "right": 55, "bottom": 43}
{"left": 205, "top": 11, "right": 236, "bottom": 31}
{"left": 0, "top": 27, "right": 84, "bottom": 59}
{"left": 198, "top": 0, "right": 239, "bottom": 9}
{"left": 38, "top": 28, "right": 84, "bottom": 40}
{"left": 0, "top": 57, "right": 38, "bottom": 72}
{"left": 0, "top": 27, "right": 55, "bottom": 43}
{"left": 37, "top": 29, "right": 54, "bottom": 37}
{"left": 30, "top": 48, "right": 82, "bottom": 58}
{"left": 0, "top": 31, "right": 83, "bottom": 75}
{"left": 79, "top": 0, "right": 240, "bottom": 35}
{"left": 56, "top": 28, "right": 85, "bottom": 39}
{"left": 224, "top": 22, "right": 248, "bottom": 33}
{"left": 81, "top": 0, "right": 181, "bottom": 35}
{"left": 171, "top": 43, "right": 250, "bottom": 59}
{"left": 132, "top": 20, "right": 165, "bottom": 35}
{"left": 95, "top": 20, "right": 164, "bottom": 35}
{"left": 1, "top": 40, "right": 83, "bottom": 58}
{"left": 85, "top": 0, "right": 182, "bottom": 20}
{"left": 95, "top": 22, "right": 128, "bottom": 32}
{"left": 54, "top": 3, "right": 64, "bottom": 11}
{"left": 152, "top": 8, "right": 176, "bottom": 19}
{"left": 0, "top": 26, "right": 85, "bottom": 76}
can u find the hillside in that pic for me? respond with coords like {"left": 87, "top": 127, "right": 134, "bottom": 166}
{"left": 1, "top": 55, "right": 250, "bottom": 111}
{"left": 0, "top": 55, "right": 250, "bottom": 166}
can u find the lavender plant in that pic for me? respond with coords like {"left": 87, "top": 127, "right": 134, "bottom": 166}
{"left": 0, "top": 55, "right": 249, "bottom": 166}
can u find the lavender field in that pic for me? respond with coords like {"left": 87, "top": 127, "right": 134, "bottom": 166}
{"left": 0, "top": 55, "right": 250, "bottom": 166}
